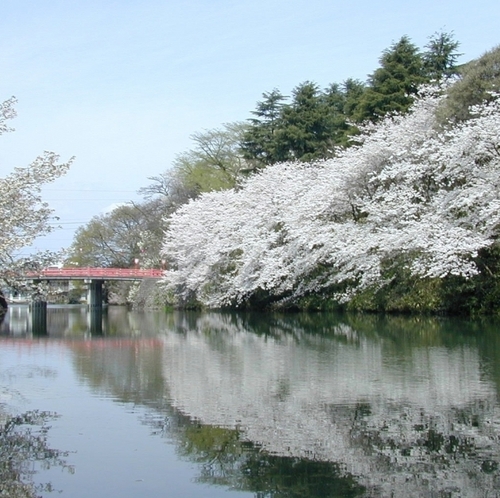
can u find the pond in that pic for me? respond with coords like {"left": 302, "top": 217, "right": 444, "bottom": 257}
{"left": 1, "top": 305, "right": 500, "bottom": 497}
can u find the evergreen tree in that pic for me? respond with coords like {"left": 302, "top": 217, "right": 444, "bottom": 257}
{"left": 323, "top": 83, "right": 350, "bottom": 147}
{"left": 342, "top": 78, "right": 366, "bottom": 119}
{"left": 423, "top": 31, "right": 462, "bottom": 81}
{"left": 323, "top": 79, "right": 366, "bottom": 147}
{"left": 241, "top": 89, "right": 288, "bottom": 166}
{"left": 355, "top": 36, "right": 426, "bottom": 122}
{"left": 280, "top": 81, "right": 333, "bottom": 162}
{"left": 231, "top": 33, "right": 466, "bottom": 167}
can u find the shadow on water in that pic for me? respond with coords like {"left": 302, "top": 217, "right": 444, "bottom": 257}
{"left": 3, "top": 307, "right": 500, "bottom": 496}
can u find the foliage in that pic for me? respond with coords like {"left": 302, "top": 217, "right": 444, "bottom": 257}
{"left": 70, "top": 34, "right": 464, "bottom": 306}
{"left": 423, "top": 31, "right": 462, "bottom": 81}
{"left": 0, "top": 97, "right": 73, "bottom": 306}
{"left": 66, "top": 200, "right": 165, "bottom": 269}
{"left": 0, "top": 410, "right": 73, "bottom": 498}
{"left": 458, "top": 244, "right": 500, "bottom": 314}
{"left": 241, "top": 88, "right": 288, "bottom": 166}
{"left": 353, "top": 36, "right": 427, "bottom": 122}
{"left": 241, "top": 32, "right": 462, "bottom": 167}
{"left": 436, "top": 45, "right": 500, "bottom": 124}
{"left": 161, "top": 85, "right": 500, "bottom": 312}
{"left": 69, "top": 33, "right": 485, "bottom": 313}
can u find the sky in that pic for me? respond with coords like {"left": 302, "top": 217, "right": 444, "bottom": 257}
{"left": 0, "top": 0, "right": 499, "bottom": 255}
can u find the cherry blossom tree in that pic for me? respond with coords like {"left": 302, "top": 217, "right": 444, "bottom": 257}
{"left": 0, "top": 97, "right": 73, "bottom": 310}
{"left": 161, "top": 85, "right": 500, "bottom": 310}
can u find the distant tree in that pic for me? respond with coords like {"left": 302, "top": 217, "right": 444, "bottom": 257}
{"left": 355, "top": 36, "right": 426, "bottom": 122}
{"left": 280, "top": 81, "right": 335, "bottom": 162}
{"left": 423, "top": 31, "right": 462, "bottom": 81}
{"left": 172, "top": 150, "right": 234, "bottom": 194}
{"left": 67, "top": 201, "right": 164, "bottom": 269}
{"left": 241, "top": 89, "right": 289, "bottom": 166}
{"left": 139, "top": 168, "right": 199, "bottom": 208}
{"left": 172, "top": 123, "right": 249, "bottom": 193}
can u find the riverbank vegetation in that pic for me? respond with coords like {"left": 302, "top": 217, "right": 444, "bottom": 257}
{"left": 65, "top": 35, "right": 500, "bottom": 314}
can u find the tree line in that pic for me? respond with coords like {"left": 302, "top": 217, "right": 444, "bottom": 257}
{"left": 161, "top": 78, "right": 500, "bottom": 313}
{"left": 242, "top": 32, "right": 461, "bottom": 165}
{"left": 3, "top": 32, "right": 500, "bottom": 314}
{"left": 67, "top": 32, "right": 464, "bottom": 271}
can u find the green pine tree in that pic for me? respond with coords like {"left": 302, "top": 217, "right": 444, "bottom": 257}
{"left": 280, "top": 81, "right": 333, "bottom": 162}
{"left": 241, "top": 89, "right": 288, "bottom": 166}
{"left": 423, "top": 31, "right": 462, "bottom": 81}
{"left": 354, "top": 36, "right": 426, "bottom": 122}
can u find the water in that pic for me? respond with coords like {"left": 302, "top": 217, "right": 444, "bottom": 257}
{"left": 1, "top": 306, "right": 500, "bottom": 497}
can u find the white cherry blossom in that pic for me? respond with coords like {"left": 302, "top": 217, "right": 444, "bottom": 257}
{"left": 0, "top": 97, "right": 73, "bottom": 296}
{"left": 161, "top": 87, "right": 500, "bottom": 308}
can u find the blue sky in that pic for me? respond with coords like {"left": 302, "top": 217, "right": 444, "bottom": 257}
{"left": 1, "top": 0, "right": 499, "bottom": 254}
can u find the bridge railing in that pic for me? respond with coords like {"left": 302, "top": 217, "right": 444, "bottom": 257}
{"left": 26, "top": 267, "right": 165, "bottom": 279}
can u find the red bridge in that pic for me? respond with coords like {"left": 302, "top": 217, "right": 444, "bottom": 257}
{"left": 29, "top": 267, "right": 164, "bottom": 281}
{"left": 19, "top": 267, "right": 166, "bottom": 334}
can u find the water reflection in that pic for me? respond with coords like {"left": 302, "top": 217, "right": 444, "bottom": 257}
{"left": 158, "top": 312, "right": 500, "bottom": 496}
{"left": 1, "top": 305, "right": 94, "bottom": 337}
{"left": 176, "top": 424, "right": 365, "bottom": 498}
{"left": 2, "top": 307, "right": 500, "bottom": 496}
{"left": 0, "top": 305, "right": 168, "bottom": 339}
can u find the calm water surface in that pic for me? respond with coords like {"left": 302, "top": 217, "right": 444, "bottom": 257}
{"left": 1, "top": 305, "right": 500, "bottom": 497}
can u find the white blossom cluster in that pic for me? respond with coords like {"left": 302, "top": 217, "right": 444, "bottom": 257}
{"left": 161, "top": 88, "right": 500, "bottom": 308}
{"left": 0, "top": 97, "right": 73, "bottom": 290}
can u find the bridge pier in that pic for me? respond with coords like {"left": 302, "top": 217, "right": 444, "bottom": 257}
{"left": 87, "top": 308, "right": 104, "bottom": 335}
{"left": 29, "top": 301, "right": 47, "bottom": 335}
{"left": 19, "top": 268, "right": 163, "bottom": 335}
{"left": 86, "top": 279, "right": 104, "bottom": 310}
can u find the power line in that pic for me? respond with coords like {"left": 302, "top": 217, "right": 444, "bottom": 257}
{"left": 43, "top": 198, "right": 133, "bottom": 201}
{"left": 48, "top": 221, "right": 90, "bottom": 225}
{"left": 43, "top": 188, "right": 138, "bottom": 193}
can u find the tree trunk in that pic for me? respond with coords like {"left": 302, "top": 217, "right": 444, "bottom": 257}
{"left": 0, "top": 290, "right": 7, "bottom": 314}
